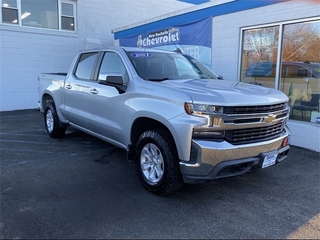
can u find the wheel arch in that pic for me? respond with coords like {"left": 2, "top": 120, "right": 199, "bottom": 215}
{"left": 42, "top": 93, "right": 68, "bottom": 128}
{"left": 128, "top": 117, "right": 178, "bottom": 160}
{"left": 41, "top": 93, "right": 54, "bottom": 112}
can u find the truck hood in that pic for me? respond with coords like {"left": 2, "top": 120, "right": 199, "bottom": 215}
{"left": 161, "top": 79, "right": 288, "bottom": 105}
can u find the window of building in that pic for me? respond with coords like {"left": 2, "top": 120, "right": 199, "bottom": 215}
{"left": 0, "top": 0, "right": 76, "bottom": 31}
{"left": 240, "top": 18, "right": 320, "bottom": 123}
{"left": 240, "top": 26, "right": 279, "bottom": 89}
{"left": 61, "top": 1, "right": 74, "bottom": 31}
{"left": 1, "top": 0, "right": 18, "bottom": 24}
{"left": 21, "top": 0, "right": 58, "bottom": 29}
{"left": 282, "top": 20, "right": 320, "bottom": 122}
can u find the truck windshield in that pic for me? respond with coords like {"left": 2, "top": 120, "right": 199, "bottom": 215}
{"left": 125, "top": 51, "right": 218, "bottom": 81}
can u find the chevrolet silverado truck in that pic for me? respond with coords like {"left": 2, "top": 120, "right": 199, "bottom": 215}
{"left": 38, "top": 47, "right": 290, "bottom": 195}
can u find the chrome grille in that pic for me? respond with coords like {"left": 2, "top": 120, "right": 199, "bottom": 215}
{"left": 225, "top": 121, "right": 285, "bottom": 145}
{"left": 224, "top": 103, "right": 287, "bottom": 114}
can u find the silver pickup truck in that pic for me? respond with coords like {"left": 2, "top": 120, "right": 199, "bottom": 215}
{"left": 38, "top": 47, "right": 290, "bottom": 195}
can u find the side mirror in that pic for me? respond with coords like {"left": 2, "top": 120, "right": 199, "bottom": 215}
{"left": 217, "top": 75, "right": 224, "bottom": 80}
{"left": 98, "top": 73, "right": 127, "bottom": 94}
{"left": 98, "top": 73, "right": 124, "bottom": 85}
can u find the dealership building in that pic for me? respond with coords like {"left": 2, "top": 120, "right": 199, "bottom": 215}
{"left": 0, "top": 0, "right": 319, "bottom": 151}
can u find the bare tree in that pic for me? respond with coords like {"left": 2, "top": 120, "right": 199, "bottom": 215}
{"left": 282, "top": 22, "right": 320, "bottom": 63}
{"left": 243, "top": 26, "right": 279, "bottom": 63}
{"left": 243, "top": 21, "right": 320, "bottom": 64}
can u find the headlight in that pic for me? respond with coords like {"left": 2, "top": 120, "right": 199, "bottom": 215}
{"left": 185, "top": 103, "right": 225, "bottom": 139}
{"left": 185, "top": 103, "right": 224, "bottom": 115}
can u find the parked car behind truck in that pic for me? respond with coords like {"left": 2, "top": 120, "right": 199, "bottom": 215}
{"left": 244, "top": 61, "right": 320, "bottom": 95}
{"left": 38, "top": 47, "right": 290, "bottom": 195}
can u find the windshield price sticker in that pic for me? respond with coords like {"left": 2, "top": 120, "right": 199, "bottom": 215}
{"left": 262, "top": 153, "right": 278, "bottom": 168}
{"left": 131, "top": 53, "right": 153, "bottom": 58}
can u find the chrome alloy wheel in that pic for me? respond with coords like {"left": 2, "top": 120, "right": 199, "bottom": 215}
{"left": 140, "top": 143, "right": 164, "bottom": 185}
{"left": 46, "top": 109, "right": 54, "bottom": 133}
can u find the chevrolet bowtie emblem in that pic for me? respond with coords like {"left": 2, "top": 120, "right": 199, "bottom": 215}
{"left": 264, "top": 114, "right": 276, "bottom": 123}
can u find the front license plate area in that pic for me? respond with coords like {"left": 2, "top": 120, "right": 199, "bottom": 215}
{"left": 261, "top": 152, "right": 278, "bottom": 169}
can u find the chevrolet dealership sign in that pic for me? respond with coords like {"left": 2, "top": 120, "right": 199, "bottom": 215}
{"left": 119, "top": 17, "right": 212, "bottom": 67}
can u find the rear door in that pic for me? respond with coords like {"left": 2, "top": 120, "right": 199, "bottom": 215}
{"left": 63, "top": 52, "right": 99, "bottom": 129}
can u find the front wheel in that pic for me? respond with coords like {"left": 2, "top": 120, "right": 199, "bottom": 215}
{"left": 44, "top": 102, "right": 66, "bottom": 138}
{"left": 135, "top": 129, "right": 183, "bottom": 195}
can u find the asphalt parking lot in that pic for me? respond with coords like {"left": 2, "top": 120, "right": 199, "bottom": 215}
{"left": 0, "top": 109, "right": 319, "bottom": 239}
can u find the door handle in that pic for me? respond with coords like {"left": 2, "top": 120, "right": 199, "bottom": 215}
{"left": 90, "top": 89, "right": 99, "bottom": 94}
{"left": 65, "top": 84, "right": 72, "bottom": 90}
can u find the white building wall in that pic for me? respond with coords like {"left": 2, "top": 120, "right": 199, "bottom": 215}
{"left": 0, "top": 29, "right": 83, "bottom": 111}
{"left": 76, "top": 0, "right": 192, "bottom": 46}
{"left": 0, "top": 0, "right": 192, "bottom": 111}
{"left": 210, "top": 0, "right": 320, "bottom": 152}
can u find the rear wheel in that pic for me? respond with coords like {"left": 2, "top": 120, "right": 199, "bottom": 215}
{"left": 44, "top": 102, "right": 66, "bottom": 138}
{"left": 135, "top": 129, "right": 183, "bottom": 195}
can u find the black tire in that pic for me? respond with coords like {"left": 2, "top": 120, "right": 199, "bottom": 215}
{"left": 135, "top": 129, "right": 183, "bottom": 195}
{"left": 44, "top": 102, "right": 66, "bottom": 138}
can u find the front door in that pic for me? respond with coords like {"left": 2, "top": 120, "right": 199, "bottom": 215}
{"left": 87, "top": 51, "right": 130, "bottom": 145}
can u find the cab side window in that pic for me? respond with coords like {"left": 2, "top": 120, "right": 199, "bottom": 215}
{"left": 99, "top": 52, "right": 129, "bottom": 83}
{"left": 74, "top": 52, "right": 99, "bottom": 80}
{"left": 283, "top": 65, "right": 310, "bottom": 78}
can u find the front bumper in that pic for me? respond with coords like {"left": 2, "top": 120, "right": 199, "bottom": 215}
{"left": 179, "top": 127, "right": 290, "bottom": 183}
